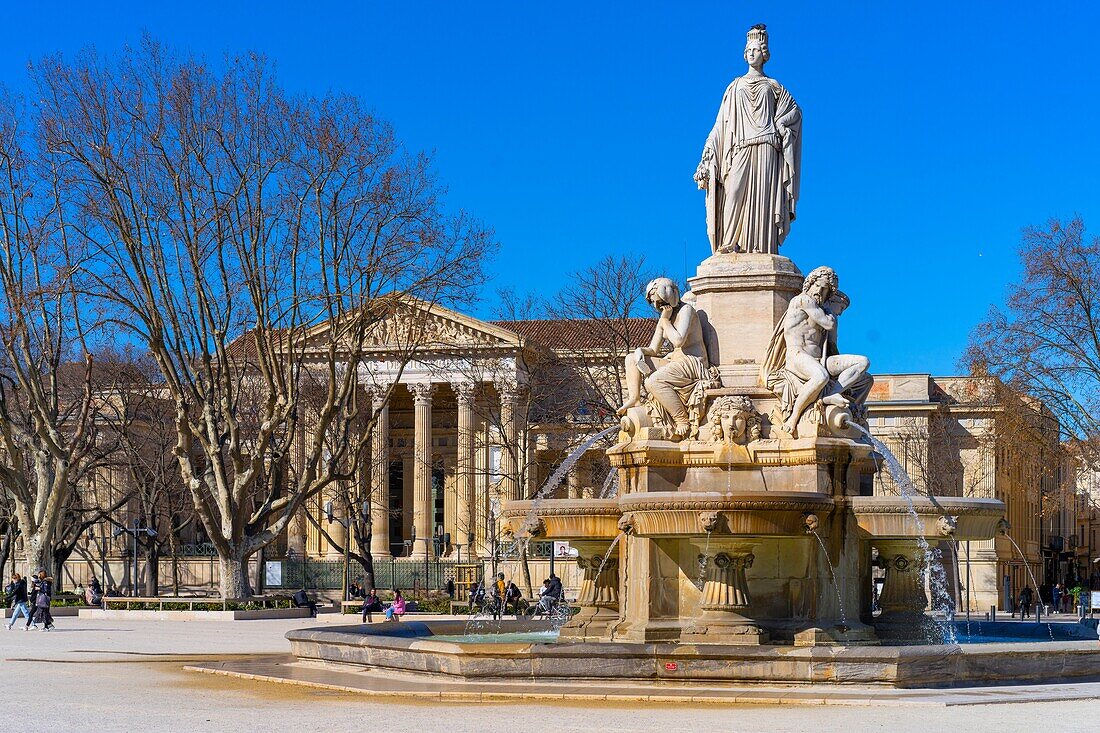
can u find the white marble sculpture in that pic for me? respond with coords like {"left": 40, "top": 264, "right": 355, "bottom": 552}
{"left": 695, "top": 24, "right": 801, "bottom": 255}
{"left": 618, "top": 278, "right": 716, "bottom": 440}
{"left": 761, "top": 266, "right": 872, "bottom": 437}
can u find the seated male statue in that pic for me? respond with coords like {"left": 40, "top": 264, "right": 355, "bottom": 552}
{"left": 762, "top": 265, "right": 872, "bottom": 437}
{"left": 617, "top": 277, "right": 712, "bottom": 440}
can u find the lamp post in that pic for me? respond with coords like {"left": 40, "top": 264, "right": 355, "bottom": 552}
{"left": 113, "top": 520, "right": 157, "bottom": 597}
{"left": 86, "top": 529, "right": 108, "bottom": 589}
{"left": 324, "top": 499, "right": 369, "bottom": 602}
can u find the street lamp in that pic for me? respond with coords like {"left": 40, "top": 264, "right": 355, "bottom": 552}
{"left": 113, "top": 520, "right": 158, "bottom": 597}
{"left": 324, "top": 499, "right": 369, "bottom": 602}
{"left": 86, "top": 529, "right": 108, "bottom": 588}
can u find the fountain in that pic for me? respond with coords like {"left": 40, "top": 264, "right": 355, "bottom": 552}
{"left": 278, "top": 24, "right": 1100, "bottom": 692}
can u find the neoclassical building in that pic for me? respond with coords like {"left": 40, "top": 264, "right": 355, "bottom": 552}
{"left": 282, "top": 305, "right": 651, "bottom": 564}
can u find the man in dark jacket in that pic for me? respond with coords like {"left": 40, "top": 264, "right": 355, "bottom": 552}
{"left": 292, "top": 588, "right": 317, "bottom": 617}
{"left": 548, "top": 573, "right": 563, "bottom": 601}
{"left": 27, "top": 571, "right": 54, "bottom": 631}
{"left": 1019, "top": 586, "right": 1034, "bottom": 620}
{"left": 5, "top": 573, "right": 31, "bottom": 630}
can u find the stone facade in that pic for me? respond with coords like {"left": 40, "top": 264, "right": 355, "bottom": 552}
{"left": 865, "top": 374, "right": 1075, "bottom": 611}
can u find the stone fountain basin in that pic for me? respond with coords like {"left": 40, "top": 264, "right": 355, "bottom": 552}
{"left": 500, "top": 499, "right": 622, "bottom": 540}
{"left": 848, "top": 496, "right": 1005, "bottom": 541}
{"left": 617, "top": 491, "right": 834, "bottom": 537}
{"left": 286, "top": 621, "right": 1100, "bottom": 688}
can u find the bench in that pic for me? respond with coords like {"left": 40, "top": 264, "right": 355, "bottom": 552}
{"left": 339, "top": 599, "right": 420, "bottom": 615}
{"left": 101, "top": 595, "right": 293, "bottom": 611}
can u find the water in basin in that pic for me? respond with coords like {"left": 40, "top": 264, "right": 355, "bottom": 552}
{"left": 430, "top": 630, "right": 560, "bottom": 644}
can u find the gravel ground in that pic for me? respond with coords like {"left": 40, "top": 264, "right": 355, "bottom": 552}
{"left": 3, "top": 617, "right": 1100, "bottom": 732}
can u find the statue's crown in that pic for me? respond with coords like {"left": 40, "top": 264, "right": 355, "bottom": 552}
{"left": 746, "top": 23, "right": 768, "bottom": 47}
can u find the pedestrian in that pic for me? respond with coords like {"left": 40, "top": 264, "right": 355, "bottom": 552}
{"left": 361, "top": 588, "right": 384, "bottom": 623}
{"left": 445, "top": 579, "right": 455, "bottom": 599}
{"left": 1019, "top": 585, "right": 1033, "bottom": 620}
{"left": 5, "top": 573, "right": 31, "bottom": 630}
{"left": 384, "top": 589, "right": 406, "bottom": 622}
{"left": 1053, "top": 583, "right": 1062, "bottom": 614}
{"left": 27, "top": 571, "right": 54, "bottom": 631}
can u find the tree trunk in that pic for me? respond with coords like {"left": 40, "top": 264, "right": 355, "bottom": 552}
{"left": 520, "top": 546, "right": 533, "bottom": 597}
{"left": 145, "top": 544, "right": 160, "bottom": 597}
{"left": 168, "top": 530, "right": 180, "bottom": 597}
{"left": 0, "top": 527, "right": 12, "bottom": 580}
{"left": 52, "top": 547, "right": 73, "bottom": 593}
{"left": 23, "top": 533, "right": 53, "bottom": 582}
{"left": 217, "top": 555, "right": 252, "bottom": 599}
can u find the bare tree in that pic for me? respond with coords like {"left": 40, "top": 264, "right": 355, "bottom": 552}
{"left": 966, "top": 217, "right": 1097, "bottom": 464}
{"left": 96, "top": 350, "right": 196, "bottom": 595}
{"left": 0, "top": 89, "right": 101, "bottom": 579}
{"left": 552, "top": 254, "right": 654, "bottom": 416}
{"left": 32, "top": 41, "right": 492, "bottom": 597}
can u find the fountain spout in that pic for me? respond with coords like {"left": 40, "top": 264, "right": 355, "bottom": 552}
{"left": 803, "top": 513, "right": 820, "bottom": 534}
{"left": 937, "top": 515, "right": 958, "bottom": 537}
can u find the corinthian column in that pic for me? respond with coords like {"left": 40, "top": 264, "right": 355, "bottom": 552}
{"left": 368, "top": 387, "right": 391, "bottom": 559}
{"left": 454, "top": 381, "right": 477, "bottom": 555}
{"left": 496, "top": 380, "right": 527, "bottom": 501}
{"left": 410, "top": 382, "right": 435, "bottom": 558}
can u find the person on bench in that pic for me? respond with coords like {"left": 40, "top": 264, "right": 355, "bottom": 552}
{"left": 384, "top": 589, "right": 407, "bottom": 622}
{"left": 361, "top": 588, "right": 384, "bottom": 622}
{"left": 504, "top": 580, "right": 525, "bottom": 618}
{"left": 292, "top": 588, "right": 317, "bottom": 617}
{"left": 536, "top": 579, "right": 557, "bottom": 616}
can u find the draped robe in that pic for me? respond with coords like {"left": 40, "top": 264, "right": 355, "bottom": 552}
{"left": 699, "top": 74, "right": 801, "bottom": 255}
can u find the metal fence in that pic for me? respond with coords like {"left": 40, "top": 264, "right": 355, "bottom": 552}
{"left": 498, "top": 539, "right": 553, "bottom": 559}
{"left": 270, "top": 556, "right": 457, "bottom": 592}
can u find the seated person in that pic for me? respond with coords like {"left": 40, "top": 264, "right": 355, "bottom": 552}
{"left": 292, "top": 588, "right": 318, "bottom": 617}
{"left": 361, "top": 588, "right": 384, "bottom": 622}
{"left": 384, "top": 590, "right": 407, "bottom": 622}
{"left": 536, "top": 579, "right": 557, "bottom": 616}
{"left": 504, "top": 581, "right": 525, "bottom": 618}
{"left": 467, "top": 581, "right": 485, "bottom": 612}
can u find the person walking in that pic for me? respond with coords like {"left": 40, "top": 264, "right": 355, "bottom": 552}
{"left": 1053, "top": 583, "right": 1063, "bottom": 614}
{"left": 5, "top": 573, "right": 31, "bottom": 630}
{"left": 27, "top": 571, "right": 55, "bottom": 631}
{"left": 1019, "top": 585, "right": 1034, "bottom": 620}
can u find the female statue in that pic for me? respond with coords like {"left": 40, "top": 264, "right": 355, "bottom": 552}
{"left": 695, "top": 24, "right": 801, "bottom": 256}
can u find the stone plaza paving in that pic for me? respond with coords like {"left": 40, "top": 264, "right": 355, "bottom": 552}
{"left": 2, "top": 616, "right": 1100, "bottom": 732}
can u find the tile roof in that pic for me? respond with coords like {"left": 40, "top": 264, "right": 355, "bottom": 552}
{"left": 491, "top": 318, "right": 652, "bottom": 351}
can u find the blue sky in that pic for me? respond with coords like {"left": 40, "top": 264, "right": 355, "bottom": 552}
{"left": 3, "top": 2, "right": 1097, "bottom": 375}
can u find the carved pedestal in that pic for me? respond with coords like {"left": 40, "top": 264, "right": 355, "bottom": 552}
{"left": 682, "top": 542, "right": 769, "bottom": 645}
{"left": 873, "top": 540, "right": 932, "bottom": 642}
{"left": 559, "top": 539, "right": 619, "bottom": 641}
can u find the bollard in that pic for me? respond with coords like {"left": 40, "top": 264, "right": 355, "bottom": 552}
{"left": 1036, "top": 603, "right": 1041, "bottom": 624}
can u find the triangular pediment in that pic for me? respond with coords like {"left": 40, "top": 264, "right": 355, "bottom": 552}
{"left": 298, "top": 297, "right": 526, "bottom": 355}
